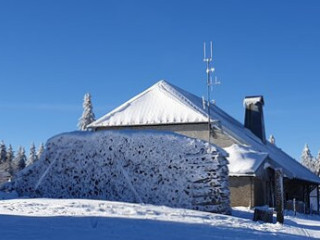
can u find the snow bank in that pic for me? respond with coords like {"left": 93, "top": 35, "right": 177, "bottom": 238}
{"left": 0, "top": 199, "right": 319, "bottom": 239}
{"left": 9, "top": 130, "right": 230, "bottom": 214}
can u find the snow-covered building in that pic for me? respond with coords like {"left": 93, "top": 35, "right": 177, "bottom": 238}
{"left": 89, "top": 80, "right": 320, "bottom": 211}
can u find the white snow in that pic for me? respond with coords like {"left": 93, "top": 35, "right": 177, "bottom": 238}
{"left": 0, "top": 197, "right": 319, "bottom": 239}
{"left": 78, "top": 93, "right": 95, "bottom": 130}
{"left": 224, "top": 144, "right": 268, "bottom": 175}
{"left": 243, "top": 96, "right": 264, "bottom": 107}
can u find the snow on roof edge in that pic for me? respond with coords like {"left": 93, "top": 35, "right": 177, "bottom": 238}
{"left": 224, "top": 144, "right": 268, "bottom": 175}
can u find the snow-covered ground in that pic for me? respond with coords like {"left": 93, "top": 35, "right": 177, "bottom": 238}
{"left": 0, "top": 196, "right": 319, "bottom": 239}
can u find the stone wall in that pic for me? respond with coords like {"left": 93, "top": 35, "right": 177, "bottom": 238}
{"left": 95, "top": 122, "right": 236, "bottom": 148}
{"left": 229, "top": 176, "right": 254, "bottom": 207}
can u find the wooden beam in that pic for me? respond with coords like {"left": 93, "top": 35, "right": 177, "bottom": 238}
{"left": 275, "top": 168, "right": 284, "bottom": 223}
{"left": 317, "top": 185, "right": 320, "bottom": 214}
{"left": 307, "top": 184, "right": 311, "bottom": 214}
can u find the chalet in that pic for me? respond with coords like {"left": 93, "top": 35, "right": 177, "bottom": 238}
{"left": 89, "top": 80, "right": 320, "bottom": 212}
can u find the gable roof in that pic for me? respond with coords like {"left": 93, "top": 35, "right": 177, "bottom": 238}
{"left": 89, "top": 80, "right": 208, "bottom": 127}
{"left": 90, "top": 80, "right": 320, "bottom": 184}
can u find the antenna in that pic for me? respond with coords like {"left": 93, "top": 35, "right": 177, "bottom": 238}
{"left": 203, "top": 41, "right": 220, "bottom": 147}
{"left": 214, "top": 76, "right": 221, "bottom": 85}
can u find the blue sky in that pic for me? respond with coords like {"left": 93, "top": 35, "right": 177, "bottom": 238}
{"left": 0, "top": 0, "right": 319, "bottom": 160}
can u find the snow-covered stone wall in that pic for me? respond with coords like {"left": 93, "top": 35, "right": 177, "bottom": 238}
{"left": 10, "top": 130, "right": 230, "bottom": 214}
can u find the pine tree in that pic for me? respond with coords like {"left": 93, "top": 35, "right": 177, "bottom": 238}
{"left": 301, "top": 144, "right": 316, "bottom": 173}
{"left": 26, "top": 143, "right": 37, "bottom": 166}
{"left": 6, "top": 145, "right": 14, "bottom": 176}
{"left": 316, "top": 150, "right": 320, "bottom": 176}
{"left": 269, "top": 135, "right": 275, "bottom": 145}
{"left": 0, "top": 141, "right": 7, "bottom": 163}
{"left": 6, "top": 145, "right": 14, "bottom": 163}
{"left": 37, "top": 143, "right": 45, "bottom": 160}
{"left": 13, "top": 146, "right": 26, "bottom": 174}
{"left": 78, "top": 93, "right": 95, "bottom": 131}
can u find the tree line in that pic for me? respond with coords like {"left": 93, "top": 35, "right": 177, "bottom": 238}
{"left": 0, "top": 141, "right": 45, "bottom": 181}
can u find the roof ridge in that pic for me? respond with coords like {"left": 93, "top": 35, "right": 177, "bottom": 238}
{"left": 158, "top": 81, "right": 208, "bottom": 120}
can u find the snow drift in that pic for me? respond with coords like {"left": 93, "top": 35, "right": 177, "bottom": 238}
{"left": 8, "top": 130, "right": 230, "bottom": 214}
{"left": 1, "top": 198, "right": 320, "bottom": 240}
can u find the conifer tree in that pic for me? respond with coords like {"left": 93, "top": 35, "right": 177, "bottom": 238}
{"left": 37, "top": 143, "right": 45, "bottom": 160}
{"left": 5, "top": 145, "right": 14, "bottom": 176}
{"left": 269, "top": 135, "right": 275, "bottom": 145}
{"left": 316, "top": 150, "right": 320, "bottom": 176}
{"left": 6, "top": 145, "right": 14, "bottom": 163}
{"left": 0, "top": 141, "right": 7, "bottom": 163}
{"left": 13, "top": 146, "right": 26, "bottom": 174}
{"left": 78, "top": 93, "right": 95, "bottom": 131}
{"left": 26, "top": 143, "right": 37, "bottom": 166}
{"left": 301, "top": 144, "right": 316, "bottom": 173}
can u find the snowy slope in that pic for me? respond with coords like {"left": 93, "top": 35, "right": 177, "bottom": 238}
{"left": 7, "top": 130, "right": 230, "bottom": 214}
{"left": 0, "top": 198, "right": 319, "bottom": 240}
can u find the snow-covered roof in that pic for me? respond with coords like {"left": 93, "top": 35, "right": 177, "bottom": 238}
{"left": 224, "top": 144, "right": 268, "bottom": 176}
{"left": 90, "top": 80, "right": 320, "bottom": 184}
{"left": 89, "top": 80, "right": 208, "bottom": 127}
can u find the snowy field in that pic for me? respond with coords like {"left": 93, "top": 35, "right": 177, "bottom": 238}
{"left": 0, "top": 196, "right": 320, "bottom": 239}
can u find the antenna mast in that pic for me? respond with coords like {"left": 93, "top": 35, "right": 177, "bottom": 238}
{"left": 203, "top": 41, "right": 215, "bottom": 146}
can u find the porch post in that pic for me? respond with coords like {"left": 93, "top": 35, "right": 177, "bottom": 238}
{"left": 317, "top": 185, "right": 319, "bottom": 214}
{"left": 307, "top": 184, "right": 311, "bottom": 214}
{"left": 275, "top": 168, "right": 284, "bottom": 223}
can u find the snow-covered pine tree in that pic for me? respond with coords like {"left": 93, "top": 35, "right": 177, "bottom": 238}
{"left": 301, "top": 144, "right": 316, "bottom": 173}
{"left": 316, "top": 150, "right": 320, "bottom": 176}
{"left": 6, "top": 145, "right": 14, "bottom": 162}
{"left": 269, "top": 135, "right": 275, "bottom": 145}
{"left": 0, "top": 141, "right": 7, "bottom": 163}
{"left": 37, "top": 143, "right": 45, "bottom": 160}
{"left": 26, "top": 143, "right": 37, "bottom": 166}
{"left": 13, "top": 146, "right": 26, "bottom": 174}
{"left": 6, "top": 145, "right": 14, "bottom": 176}
{"left": 78, "top": 93, "right": 95, "bottom": 131}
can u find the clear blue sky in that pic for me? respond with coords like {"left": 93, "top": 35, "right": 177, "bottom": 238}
{"left": 0, "top": 0, "right": 319, "bottom": 160}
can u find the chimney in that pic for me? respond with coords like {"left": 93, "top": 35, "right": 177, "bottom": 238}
{"left": 244, "top": 96, "right": 266, "bottom": 142}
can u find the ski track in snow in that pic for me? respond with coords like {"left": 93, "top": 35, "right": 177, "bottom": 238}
{"left": 0, "top": 198, "right": 319, "bottom": 240}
